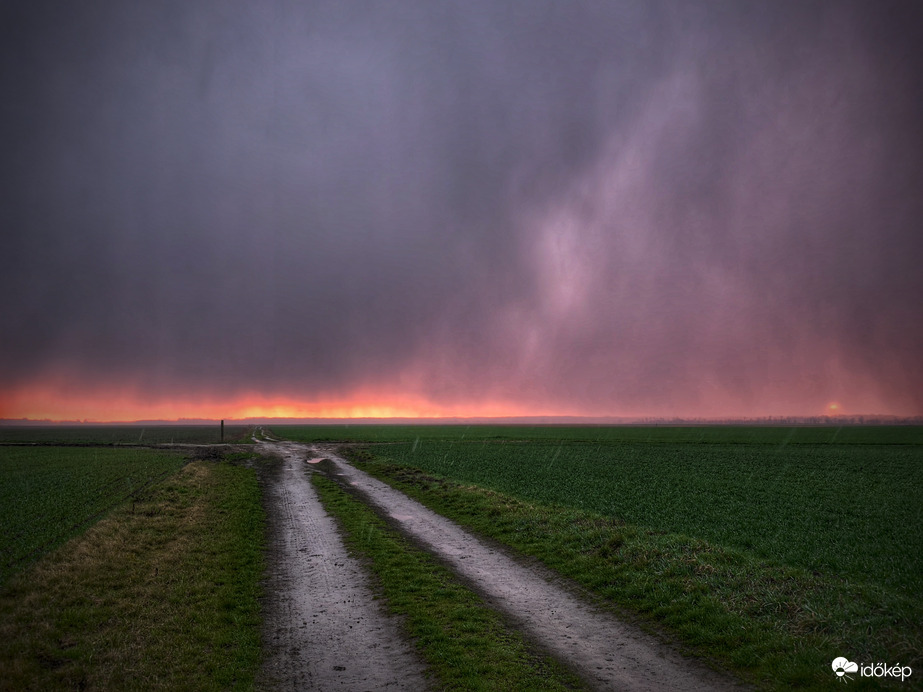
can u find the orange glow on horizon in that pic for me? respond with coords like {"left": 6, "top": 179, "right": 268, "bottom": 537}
{"left": 0, "top": 378, "right": 911, "bottom": 423}
{"left": 0, "top": 382, "right": 543, "bottom": 423}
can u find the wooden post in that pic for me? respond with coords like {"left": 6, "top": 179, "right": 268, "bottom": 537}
{"left": 220, "top": 419, "right": 224, "bottom": 442}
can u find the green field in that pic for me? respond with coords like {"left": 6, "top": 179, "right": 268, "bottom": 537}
{"left": 0, "top": 455, "right": 264, "bottom": 691}
{"left": 2, "top": 424, "right": 918, "bottom": 689}
{"left": 0, "top": 441, "right": 265, "bottom": 691}
{"left": 0, "top": 446, "right": 188, "bottom": 586}
{"left": 271, "top": 423, "right": 923, "bottom": 445}
{"left": 381, "top": 440, "right": 920, "bottom": 597}
{"left": 275, "top": 424, "right": 923, "bottom": 688}
{"left": 0, "top": 424, "right": 253, "bottom": 446}
{"left": 274, "top": 424, "right": 922, "bottom": 598}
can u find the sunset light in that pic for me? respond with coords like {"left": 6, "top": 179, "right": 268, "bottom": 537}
{"left": 0, "top": 380, "right": 550, "bottom": 423}
{"left": 0, "top": 375, "right": 912, "bottom": 424}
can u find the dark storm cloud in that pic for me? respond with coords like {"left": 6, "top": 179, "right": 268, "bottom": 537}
{"left": 2, "top": 0, "right": 922, "bottom": 415}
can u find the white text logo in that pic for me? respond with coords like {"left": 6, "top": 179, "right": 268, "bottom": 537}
{"left": 832, "top": 657, "right": 913, "bottom": 683}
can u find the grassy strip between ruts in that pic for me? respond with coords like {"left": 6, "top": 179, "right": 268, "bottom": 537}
{"left": 0, "top": 454, "right": 264, "bottom": 692}
{"left": 310, "top": 472, "right": 584, "bottom": 691}
{"left": 345, "top": 452, "right": 922, "bottom": 691}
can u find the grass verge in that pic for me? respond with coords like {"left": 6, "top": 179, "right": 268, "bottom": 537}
{"left": 0, "top": 454, "right": 264, "bottom": 691}
{"left": 311, "top": 472, "right": 584, "bottom": 691}
{"left": 346, "top": 451, "right": 922, "bottom": 691}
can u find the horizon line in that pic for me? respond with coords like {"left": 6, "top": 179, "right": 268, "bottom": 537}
{"left": 2, "top": 414, "right": 921, "bottom": 427}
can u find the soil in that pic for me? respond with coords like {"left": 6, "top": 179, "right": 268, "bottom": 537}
{"left": 257, "top": 437, "right": 747, "bottom": 691}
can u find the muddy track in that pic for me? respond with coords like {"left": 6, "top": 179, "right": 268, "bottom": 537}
{"left": 258, "top": 437, "right": 746, "bottom": 691}
{"left": 257, "top": 440, "right": 429, "bottom": 690}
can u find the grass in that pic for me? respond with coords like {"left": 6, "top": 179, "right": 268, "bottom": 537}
{"left": 271, "top": 425, "right": 923, "bottom": 598}
{"left": 0, "top": 446, "right": 188, "bottom": 586}
{"left": 0, "top": 424, "right": 255, "bottom": 445}
{"left": 0, "top": 453, "right": 265, "bottom": 691}
{"left": 346, "top": 455, "right": 922, "bottom": 690}
{"left": 329, "top": 437, "right": 923, "bottom": 599}
{"left": 311, "top": 472, "right": 583, "bottom": 691}
{"left": 270, "top": 423, "right": 923, "bottom": 445}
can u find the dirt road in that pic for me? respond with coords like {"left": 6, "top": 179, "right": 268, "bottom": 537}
{"left": 258, "top": 437, "right": 744, "bottom": 691}
{"left": 258, "top": 439, "right": 429, "bottom": 690}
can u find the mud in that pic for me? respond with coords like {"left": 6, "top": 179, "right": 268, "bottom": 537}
{"left": 257, "top": 440, "right": 429, "bottom": 691}
{"left": 311, "top": 443, "right": 746, "bottom": 692}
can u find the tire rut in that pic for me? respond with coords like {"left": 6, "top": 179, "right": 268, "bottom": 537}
{"left": 308, "top": 442, "right": 747, "bottom": 692}
{"left": 258, "top": 440, "right": 429, "bottom": 691}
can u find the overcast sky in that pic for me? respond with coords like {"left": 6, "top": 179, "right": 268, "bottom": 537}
{"left": 2, "top": 0, "right": 922, "bottom": 420}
